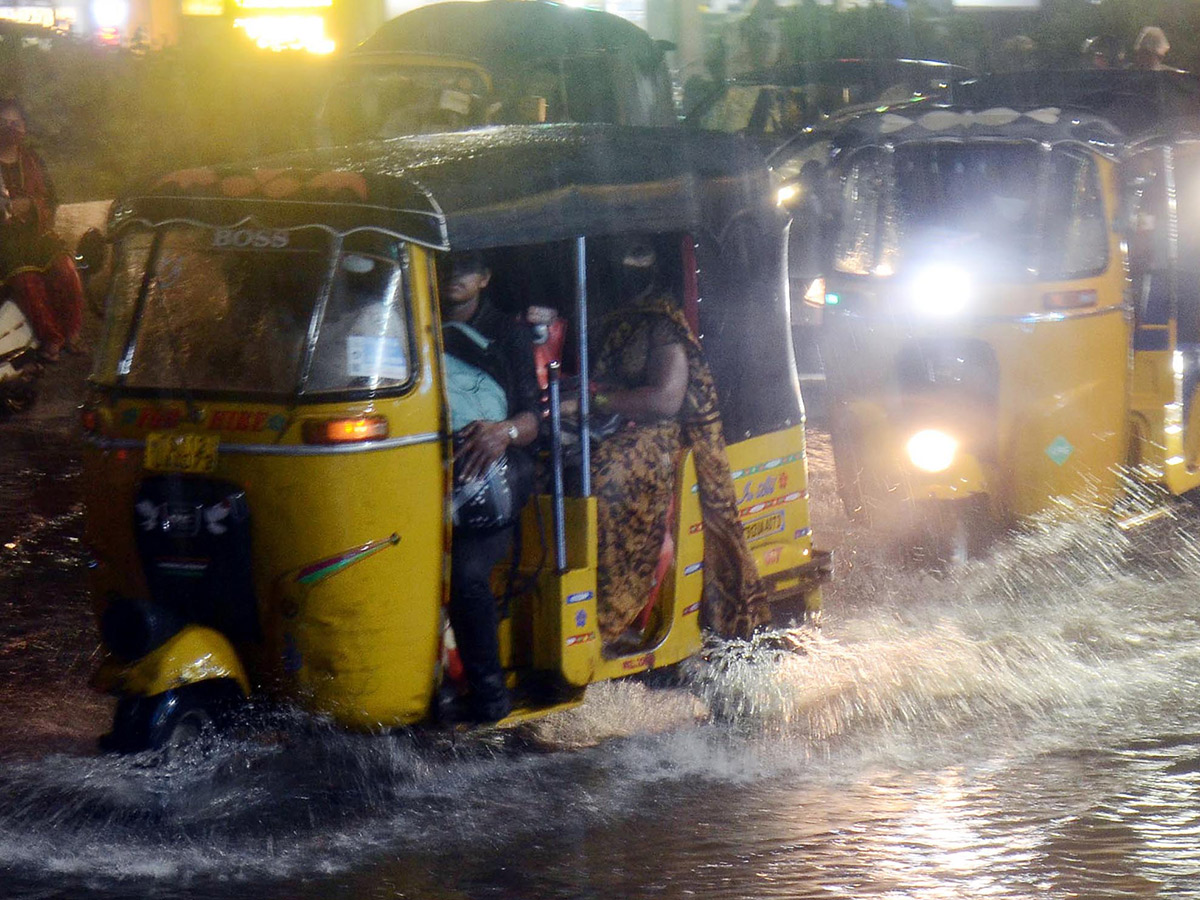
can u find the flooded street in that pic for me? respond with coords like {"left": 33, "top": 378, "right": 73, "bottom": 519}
{"left": 6, "top": 406, "right": 1200, "bottom": 899}
{"left": 3, "top": 209, "right": 1200, "bottom": 899}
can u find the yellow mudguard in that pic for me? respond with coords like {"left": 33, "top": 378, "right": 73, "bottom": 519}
{"left": 92, "top": 624, "right": 251, "bottom": 698}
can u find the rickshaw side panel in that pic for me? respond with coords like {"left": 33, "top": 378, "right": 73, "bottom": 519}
{"left": 725, "top": 426, "right": 824, "bottom": 614}
{"left": 250, "top": 442, "right": 445, "bottom": 728}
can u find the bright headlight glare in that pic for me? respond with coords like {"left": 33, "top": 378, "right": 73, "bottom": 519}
{"left": 776, "top": 183, "right": 801, "bottom": 206}
{"left": 907, "top": 429, "right": 958, "bottom": 473}
{"left": 910, "top": 263, "right": 971, "bottom": 316}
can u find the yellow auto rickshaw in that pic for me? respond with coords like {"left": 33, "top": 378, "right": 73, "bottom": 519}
{"left": 80, "top": 125, "right": 829, "bottom": 751}
{"left": 812, "top": 107, "right": 1134, "bottom": 561}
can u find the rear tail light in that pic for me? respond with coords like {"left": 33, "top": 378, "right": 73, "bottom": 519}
{"left": 302, "top": 415, "right": 389, "bottom": 444}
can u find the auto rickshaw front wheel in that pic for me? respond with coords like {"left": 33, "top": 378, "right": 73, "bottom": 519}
{"left": 907, "top": 496, "right": 994, "bottom": 572}
{"left": 101, "top": 679, "right": 244, "bottom": 754}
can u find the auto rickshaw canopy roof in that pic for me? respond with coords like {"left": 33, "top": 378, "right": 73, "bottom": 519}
{"left": 112, "top": 125, "right": 778, "bottom": 251}
{"left": 354, "top": 0, "right": 665, "bottom": 70}
{"left": 952, "top": 69, "right": 1200, "bottom": 138}
{"left": 822, "top": 106, "right": 1125, "bottom": 158}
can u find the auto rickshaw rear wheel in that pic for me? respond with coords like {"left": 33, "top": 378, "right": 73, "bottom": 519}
{"left": 101, "top": 679, "right": 244, "bottom": 754}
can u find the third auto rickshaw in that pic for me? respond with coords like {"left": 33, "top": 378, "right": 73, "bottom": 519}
{"left": 805, "top": 100, "right": 1200, "bottom": 560}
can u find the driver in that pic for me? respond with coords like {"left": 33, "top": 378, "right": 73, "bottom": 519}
{"left": 438, "top": 250, "right": 539, "bottom": 723}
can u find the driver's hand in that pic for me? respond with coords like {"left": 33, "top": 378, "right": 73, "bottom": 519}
{"left": 455, "top": 420, "right": 511, "bottom": 482}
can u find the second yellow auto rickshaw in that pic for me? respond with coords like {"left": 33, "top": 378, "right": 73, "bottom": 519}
{"left": 80, "top": 125, "right": 829, "bottom": 750}
{"left": 808, "top": 101, "right": 1200, "bottom": 562}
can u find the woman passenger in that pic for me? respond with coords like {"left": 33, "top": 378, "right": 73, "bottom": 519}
{"left": 589, "top": 241, "right": 770, "bottom": 649}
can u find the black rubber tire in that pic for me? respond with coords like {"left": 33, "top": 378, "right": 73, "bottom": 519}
{"left": 101, "top": 679, "right": 243, "bottom": 754}
{"left": 908, "top": 496, "right": 993, "bottom": 572}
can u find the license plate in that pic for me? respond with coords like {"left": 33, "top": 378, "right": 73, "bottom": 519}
{"left": 742, "top": 511, "right": 784, "bottom": 543}
{"left": 144, "top": 432, "right": 219, "bottom": 474}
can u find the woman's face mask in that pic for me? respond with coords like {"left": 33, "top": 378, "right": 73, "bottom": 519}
{"left": 618, "top": 262, "right": 655, "bottom": 300}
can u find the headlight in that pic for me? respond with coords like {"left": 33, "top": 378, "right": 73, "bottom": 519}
{"left": 909, "top": 263, "right": 971, "bottom": 316}
{"left": 906, "top": 429, "right": 958, "bottom": 473}
{"left": 776, "top": 183, "right": 801, "bottom": 207}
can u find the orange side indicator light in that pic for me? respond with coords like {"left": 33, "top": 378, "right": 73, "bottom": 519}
{"left": 302, "top": 415, "right": 389, "bottom": 445}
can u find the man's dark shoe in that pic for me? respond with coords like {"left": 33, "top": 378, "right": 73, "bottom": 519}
{"left": 440, "top": 675, "right": 512, "bottom": 726}
{"left": 469, "top": 673, "right": 512, "bottom": 723}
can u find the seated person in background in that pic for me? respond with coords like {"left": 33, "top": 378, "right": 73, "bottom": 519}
{"left": 586, "top": 240, "right": 770, "bottom": 650}
{"left": 439, "top": 250, "right": 540, "bottom": 722}
{"left": 0, "top": 98, "right": 85, "bottom": 361}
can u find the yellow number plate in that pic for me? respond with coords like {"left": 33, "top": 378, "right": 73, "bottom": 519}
{"left": 742, "top": 511, "right": 784, "bottom": 543}
{"left": 144, "top": 432, "right": 219, "bottom": 474}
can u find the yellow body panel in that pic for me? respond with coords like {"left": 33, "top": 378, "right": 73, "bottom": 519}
{"left": 725, "top": 425, "right": 822, "bottom": 604}
{"left": 1129, "top": 348, "right": 1200, "bottom": 495}
{"left": 92, "top": 625, "right": 250, "bottom": 697}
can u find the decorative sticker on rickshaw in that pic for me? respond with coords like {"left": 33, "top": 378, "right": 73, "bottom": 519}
{"left": 566, "top": 591, "right": 593, "bottom": 604}
{"left": 124, "top": 407, "right": 184, "bottom": 429}
{"left": 743, "top": 511, "right": 785, "bottom": 543}
{"left": 119, "top": 407, "right": 285, "bottom": 433}
{"left": 347, "top": 336, "right": 408, "bottom": 381}
{"left": 293, "top": 533, "right": 401, "bottom": 587}
{"left": 206, "top": 410, "right": 279, "bottom": 432}
{"left": 763, "top": 546, "right": 783, "bottom": 566}
{"left": 692, "top": 452, "right": 807, "bottom": 493}
{"left": 212, "top": 228, "right": 290, "bottom": 249}
{"left": 683, "top": 601, "right": 701, "bottom": 616}
{"left": 1046, "top": 436, "right": 1074, "bottom": 466}
{"left": 729, "top": 452, "right": 806, "bottom": 481}
{"left": 739, "top": 472, "right": 788, "bottom": 505}
{"left": 684, "top": 562, "right": 704, "bottom": 576}
{"left": 622, "top": 652, "right": 655, "bottom": 671}
{"left": 565, "top": 632, "right": 596, "bottom": 646}
{"left": 574, "top": 610, "right": 587, "bottom": 629}
{"left": 738, "top": 491, "right": 806, "bottom": 519}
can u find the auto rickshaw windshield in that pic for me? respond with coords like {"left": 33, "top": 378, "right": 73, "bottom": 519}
{"left": 834, "top": 141, "right": 1108, "bottom": 281}
{"left": 91, "top": 223, "right": 412, "bottom": 397}
{"left": 320, "top": 64, "right": 491, "bottom": 143}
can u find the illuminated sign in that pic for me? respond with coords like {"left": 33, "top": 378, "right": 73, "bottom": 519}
{"left": 234, "top": 0, "right": 331, "bottom": 9}
{"left": 0, "top": 6, "right": 55, "bottom": 26}
{"left": 0, "top": 4, "right": 77, "bottom": 28}
{"left": 233, "top": 14, "right": 335, "bottom": 53}
{"left": 182, "top": 0, "right": 223, "bottom": 15}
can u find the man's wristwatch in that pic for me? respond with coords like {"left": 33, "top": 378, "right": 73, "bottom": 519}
{"left": 506, "top": 422, "right": 519, "bottom": 442}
